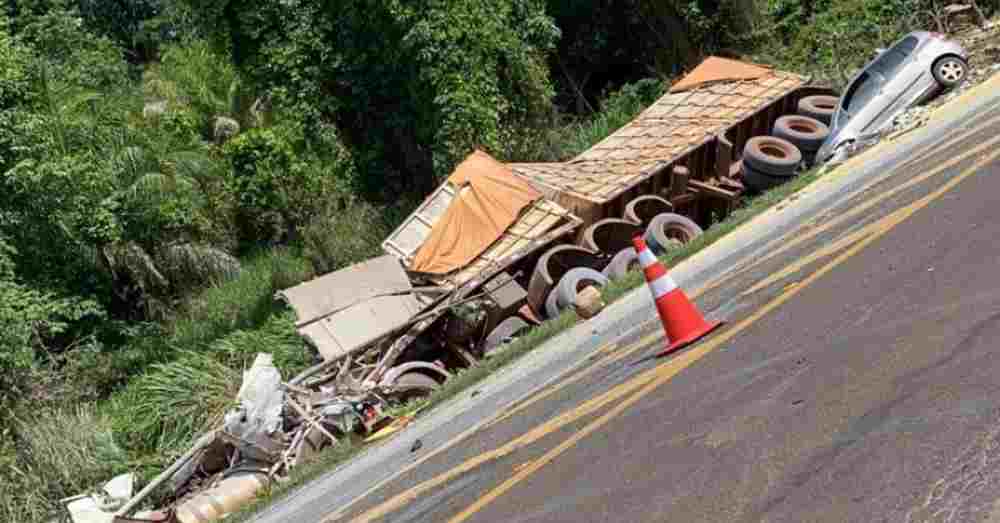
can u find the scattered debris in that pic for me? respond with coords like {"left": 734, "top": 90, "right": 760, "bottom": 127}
{"left": 82, "top": 352, "right": 417, "bottom": 523}
{"left": 410, "top": 439, "right": 423, "bottom": 453}
{"left": 63, "top": 473, "right": 135, "bottom": 523}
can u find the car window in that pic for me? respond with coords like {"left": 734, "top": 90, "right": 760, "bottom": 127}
{"left": 841, "top": 71, "right": 881, "bottom": 115}
{"left": 873, "top": 49, "right": 908, "bottom": 76}
{"left": 896, "top": 36, "right": 918, "bottom": 54}
{"left": 873, "top": 36, "right": 919, "bottom": 77}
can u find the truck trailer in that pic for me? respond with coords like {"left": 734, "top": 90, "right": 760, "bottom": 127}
{"left": 278, "top": 57, "right": 837, "bottom": 398}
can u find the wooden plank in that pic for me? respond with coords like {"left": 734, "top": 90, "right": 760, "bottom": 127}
{"left": 670, "top": 166, "right": 689, "bottom": 198}
{"left": 688, "top": 180, "right": 738, "bottom": 201}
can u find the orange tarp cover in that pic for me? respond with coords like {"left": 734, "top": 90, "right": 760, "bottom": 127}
{"left": 409, "top": 150, "right": 542, "bottom": 274}
{"left": 669, "top": 56, "right": 772, "bottom": 93}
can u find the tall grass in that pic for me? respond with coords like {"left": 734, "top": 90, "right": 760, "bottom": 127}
{"left": 168, "top": 248, "right": 312, "bottom": 352}
{"left": 2, "top": 405, "right": 128, "bottom": 523}
{"left": 106, "top": 249, "right": 314, "bottom": 455}
{"left": 301, "top": 201, "right": 399, "bottom": 275}
{"left": 109, "top": 351, "right": 240, "bottom": 454}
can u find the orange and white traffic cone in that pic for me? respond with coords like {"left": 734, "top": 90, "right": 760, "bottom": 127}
{"left": 633, "top": 236, "right": 723, "bottom": 357}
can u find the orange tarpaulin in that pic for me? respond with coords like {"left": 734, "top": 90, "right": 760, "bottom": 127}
{"left": 669, "top": 56, "right": 773, "bottom": 93}
{"left": 409, "top": 150, "right": 542, "bottom": 275}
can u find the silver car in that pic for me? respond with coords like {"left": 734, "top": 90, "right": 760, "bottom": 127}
{"left": 817, "top": 31, "right": 969, "bottom": 162}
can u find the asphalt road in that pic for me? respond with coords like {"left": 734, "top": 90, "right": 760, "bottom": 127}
{"left": 308, "top": 99, "right": 1000, "bottom": 523}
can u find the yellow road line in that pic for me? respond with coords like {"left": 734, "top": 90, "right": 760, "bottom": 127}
{"left": 696, "top": 128, "right": 1000, "bottom": 300}
{"left": 437, "top": 149, "right": 1000, "bottom": 523}
{"left": 486, "top": 329, "right": 663, "bottom": 428}
{"left": 740, "top": 226, "right": 870, "bottom": 297}
{"left": 348, "top": 342, "right": 676, "bottom": 523}
{"left": 323, "top": 335, "right": 643, "bottom": 521}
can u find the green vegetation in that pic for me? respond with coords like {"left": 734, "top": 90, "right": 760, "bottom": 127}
{"left": 2, "top": 1, "right": 998, "bottom": 521}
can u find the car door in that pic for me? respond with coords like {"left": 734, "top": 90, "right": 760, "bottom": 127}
{"left": 837, "top": 67, "right": 886, "bottom": 137}
{"left": 859, "top": 36, "right": 921, "bottom": 133}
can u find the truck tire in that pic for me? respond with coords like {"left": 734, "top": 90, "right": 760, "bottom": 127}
{"left": 772, "top": 115, "right": 830, "bottom": 153}
{"left": 602, "top": 247, "right": 639, "bottom": 280}
{"left": 579, "top": 218, "right": 642, "bottom": 254}
{"left": 644, "top": 213, "right": 702, "bottom": 254}
{"left": 797, "top": 95, "right": 838, "bottom": 125}
{"left": 742, "top": 162, "right": 790, "bottom": 193}
{"left": 527, "top": 245, "right": 601, "bottom": 316}
{"left": 623, "top": 195, "right": 673, "bottom": 227}
{"left": 555, "top": 268, "right": 609, "bottom": 312}
{"left": 394, "top": 372, "right": 440, "bottom": 393}
{"left": 483, "top": 317, "right": 530, "bottom": 356}
{"left": 932, "top": 55, "right": 968, "bottom": 88}
{"left": 743, "top": 136, "right": 802, "bottom": 177}
{"left": 545, "top": 288, "right": 562, "bottom": 319}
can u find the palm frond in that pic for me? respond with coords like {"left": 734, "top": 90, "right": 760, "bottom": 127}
{"left": 102, "top": 242, "right": 169, "bottom": 293}
{"left": 156, "top": 242, "right": 241, "bottom": 288}
{"left": 57, "top": 90, "right": 103, "bottom": 115}
{"left": 166, "top": 150, "right": 215, "bottom": 184}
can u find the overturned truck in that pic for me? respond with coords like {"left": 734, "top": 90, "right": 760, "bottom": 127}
{"left": 279, "top": 57, "right": 837, "bottom": 397}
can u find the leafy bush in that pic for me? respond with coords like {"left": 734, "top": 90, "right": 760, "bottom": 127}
{"left": 751, "top": 0, "right": 944, "bottom": 88}
{"left": 224, "top": 123, "right": 356, "bottom": 246}
{"left": 144, "top": 40, "right": 239, "bottom": 129}
{"left": 186, "top": 0, "right": 558, "bottom": 195}
{"left": 14, "top": 7, "right": 129, "bottom": 91}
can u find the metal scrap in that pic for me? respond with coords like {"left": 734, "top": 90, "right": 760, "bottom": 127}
{"left": 100, "top": 352, "right": 409, "bottom": 523}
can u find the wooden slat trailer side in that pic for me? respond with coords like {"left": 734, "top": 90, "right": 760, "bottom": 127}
{"left": 510, "top": 61, "right": 836, "bottom": 314}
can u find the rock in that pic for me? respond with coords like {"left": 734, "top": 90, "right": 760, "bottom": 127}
{"left": 213, "top": 116, "right": 240, "bottom": 144}
{"left": 574, "top": 286, "right": 605, "bottom": 319}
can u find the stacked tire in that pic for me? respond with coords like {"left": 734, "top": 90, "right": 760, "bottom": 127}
{"left": 741, "top": 136, "right": 802, "bottom": 193}
{"left": 796, "top": 95, "right": 838, "bottom": 126}
{"left": 772, "top": 114, "right": 830, "bottom": 165}
{"left": 742, "top": 94, "right": 837, "bottom": 192}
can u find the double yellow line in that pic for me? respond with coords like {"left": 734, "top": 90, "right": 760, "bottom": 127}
{"left": 438, "top": 145, "right": 1000, "bottom": 523}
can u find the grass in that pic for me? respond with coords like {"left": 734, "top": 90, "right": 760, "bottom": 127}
{"left": 1, "top": 405, "right": 129, "bottom": 523}
{"left": 227, "top": 165, "right": 827, "bottom": 522}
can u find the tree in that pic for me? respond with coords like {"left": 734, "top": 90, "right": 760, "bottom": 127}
{"left": 545, "top": 0, "right": 754, "bottom": 113}
{"left": 183, "top": 0, "right": 559, "bottom": 196}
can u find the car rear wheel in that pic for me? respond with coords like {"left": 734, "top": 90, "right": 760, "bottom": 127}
{"left": 932, "top": 56, "right": 968, "bottom": 88}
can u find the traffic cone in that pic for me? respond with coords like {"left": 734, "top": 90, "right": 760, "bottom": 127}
{"left": 633, "top": 236, "right": 723, "bottom": 357}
